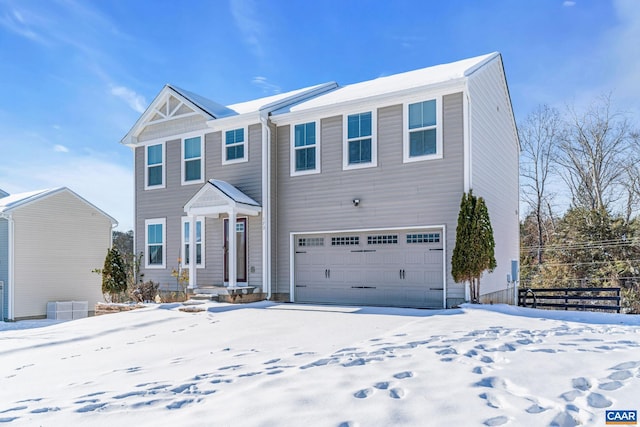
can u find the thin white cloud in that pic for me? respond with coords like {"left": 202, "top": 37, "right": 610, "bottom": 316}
{"left": 251, "top": 76, "right": 281, "bottom": 94}
{"left": 0, "top": 6, "right": 52, "bottom": 45}
{"left": 230, "top": 0, "right": 265, "bottom": 59}
{"left": 110, "top": 85, "right": 147, "bottom": 113}
{"left": 53, "top": 144, "right": 69, "bottom": 153}
{"left": 563, "top": 1, "right": 576, "bottom": 7}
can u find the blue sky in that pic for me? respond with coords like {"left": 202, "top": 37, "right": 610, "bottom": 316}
{"left": 0, "top": 0, "right": 638, "bottom": 231}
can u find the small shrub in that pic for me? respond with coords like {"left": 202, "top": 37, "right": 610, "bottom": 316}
{"left": 132, "top": 280, "right": 159, "bottom": 303}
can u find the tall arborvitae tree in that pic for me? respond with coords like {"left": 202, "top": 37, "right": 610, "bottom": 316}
{"left": 452, "top": 190, "right": 497, "bottom": 303}
{"left": 101, "top": 247, "right": 128, "bottom": 302}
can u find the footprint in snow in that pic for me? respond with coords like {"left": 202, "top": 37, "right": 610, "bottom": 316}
{"left": 608, "top": 370, "right": 633, "bottom": 381}
{"left": 393, "top": 371, "right": 414, "bottom": 380}
{"left": 571, "top": 377, "right": 592, "bottom": 391}
{"left": 483, "top": 415, "right": 509, "bottom": 426}
{"left": 389, "top": 388, "right": 405, "bottom": 399}
{"left": 587, "top": 392, "right": 612, "bottom": 408}
{"left": 353, "top": 388, "right": 373, "bottom": 399}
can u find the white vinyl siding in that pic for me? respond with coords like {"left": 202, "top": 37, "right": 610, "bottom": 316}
{"left": 291, "top": 122, "right": 320, "bottom": 176}
{"left": 9, "top": 190, "right": 112, "bottom": 319}
{"left": 145, "top": 143, "right": 165, "bottom": 189}
{"left": 145, "top": 218, "right": 166, "bottom": 269}
{"left": 182, "top": 136, "right": 204, "bottom": 184}
{"left": 181, "top": 217, "right": 204, "bottom": 268}
{"left": 223, "top": 128, "right": 248, "bottom": 164}
{"left": 343, "top": 111, "right": 377, "bottom": 170}
{"left": 403, "top": 97, "right": 443, "bottom": 163}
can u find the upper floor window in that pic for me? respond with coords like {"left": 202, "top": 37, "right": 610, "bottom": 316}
{"left": 145, "top": 218, "right": 165, "bottom": 268}
{"left": 344, "top": 111, "right": 376, "bottom": 170}
{"left": 145, "top": 143, "right": 164, "bottom": 189}
{"left": 183, "top": 136, "right": 203, "bottom": 184}
{"left": 182, "top": 217, "right": 204, "bottom": 267}
{"left": 404, "top": 98, "right": 442, "bottom": 163}
{"left": 291, "top": 122, "right": 319, "bottom": 175}
{"left": 223, "top": 128, "right": 247, "bottom": 164}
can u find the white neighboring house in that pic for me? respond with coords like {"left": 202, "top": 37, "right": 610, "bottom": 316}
{"left": 0, "top": 188, "right": 117, "bottom": 321}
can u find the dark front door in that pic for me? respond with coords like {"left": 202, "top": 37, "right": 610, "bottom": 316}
{"left": 224, "top": 217, "right": 247, "bottom": 283}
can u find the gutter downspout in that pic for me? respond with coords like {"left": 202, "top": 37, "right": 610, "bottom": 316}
{"left": 260, "top": 111, "right": 272, "bottom": 300}
{"left": 4, "top": 214, "right": 14, "bottom": 321}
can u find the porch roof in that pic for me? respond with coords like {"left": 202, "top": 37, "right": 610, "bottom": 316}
{"left": 184, "top": 179, "right": 261, "bottom": 217}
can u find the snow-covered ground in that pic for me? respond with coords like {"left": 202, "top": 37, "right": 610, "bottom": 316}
{"left": 1, "top": 302, "right": 639, "bottom": 427}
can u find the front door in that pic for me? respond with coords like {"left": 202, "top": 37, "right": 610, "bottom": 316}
{"left": 224, "top": 217, "right": 247, "bottom": 283}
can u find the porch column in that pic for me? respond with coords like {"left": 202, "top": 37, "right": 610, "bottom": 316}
{"left": 188, "top": 214, "right": 196, "bottom": 290}
{"left": 228, "top": 209, "right": 237, "bottom": 287}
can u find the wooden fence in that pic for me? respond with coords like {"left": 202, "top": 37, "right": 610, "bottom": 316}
{"left": 518, "top": 287, "right": 621, "bottom": 313}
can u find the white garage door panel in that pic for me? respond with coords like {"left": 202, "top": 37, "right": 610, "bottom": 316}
{"left": 294, "top": 229, "right": 444, "bottom": 308}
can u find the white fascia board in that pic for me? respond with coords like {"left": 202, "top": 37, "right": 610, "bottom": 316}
{"left": 206, "top": 112, "right": 261, "bottom": 131}
{"left": 271, "top": 79, "right": 466, "bottom": 127}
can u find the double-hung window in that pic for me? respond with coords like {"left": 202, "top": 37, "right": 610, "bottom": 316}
{"left": 223, "top": 128, "right": 247, "bottom": 164}
{"left": 183, "top": 136, "right": 203, "bottom": 184}
{"left": 145, "top": 218, "right": 165, "bottom": 268}
{"left": 404, "top": 98, "right": 442, "bottom": 162}
{"left": 291, "top": 122, "right": 319, "bottom": 175}
{"left": 344, "top": 111, "right": 376, "bottom": 169}
{"left": 182, "top": 217, "right": 204, "bottom": 267}
{"left": 146, "top": 143, "right": 164, "bottom": 189}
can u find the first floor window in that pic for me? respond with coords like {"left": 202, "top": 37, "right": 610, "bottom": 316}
{"left": 405, "top": 98, "right": 441, "bottom": 162}
{"left": 292, "top": 122, "right": 318, "bottom": 174}
{"left": 225, "top": 128, "right": 246, "bottom": 163}
{"left": 182, "top": 217, "right": 204, "bottom": 267}
{"left": 146, "top": 218, "right": 165, "bottom": 268}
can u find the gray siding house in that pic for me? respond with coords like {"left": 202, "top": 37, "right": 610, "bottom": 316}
{"left": 121, "top": 52, "right": 519, "bottom": 308}
{"left": 0, "top": 188, "right": 117, "bottom": 320}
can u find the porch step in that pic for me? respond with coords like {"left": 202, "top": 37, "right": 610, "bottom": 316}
{"left": 190, "top": 293, "right": 219, "bottom": 302}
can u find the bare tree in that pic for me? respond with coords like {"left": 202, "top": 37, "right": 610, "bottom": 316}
{"left": 557, "top": 94, "right": 636, "bottom": 213}
{"left": 519, "top": 105, "right": 561, "bottom": 263}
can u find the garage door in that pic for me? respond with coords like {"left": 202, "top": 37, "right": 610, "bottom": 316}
{"left": 294, "top": 229, "right": 444, "bottom": 308}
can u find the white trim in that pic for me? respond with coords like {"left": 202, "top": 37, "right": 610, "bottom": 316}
{"left": 181, "top": 135, "right": 205, "bottom": 185}
{"left": 342, "top": 110, "right": 378, "bottom": 171}
{"left": 289, "top": 224, "right": 447, "bottom": 308}
{"left": 144, "top": 142, "right": 166, "bottom": 190}
{"left": 145, "top": 218, "right": 166, "bottom": 269}
{"left": 260, "top": 113, "right": 272, "bottom": 299}
{"left": 221, "top": 126, "right": 249, "bottom": 165}
{"left": 403, "top": 96, "right": 443, "bottom": 163}
{"left": 181, "top": 216, "right": 205, "bottom": 268}
{"left": 463, "top": 88, "right": 471, "bottom": 192}
{"left": 271, "top": 80, "right": 466, "bottom": 127}
{"left": 223, "top": 215, "right": 249, "bottom": 286}
{"left": 7, "top": 214, "right": 14, "bottom": 320}
{"left": 290, "top": 121, "right": 321, "bottom": 176}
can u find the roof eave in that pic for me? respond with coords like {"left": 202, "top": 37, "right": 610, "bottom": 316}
{"left": 271, "top": 78, "right": 467, "bottom": 126}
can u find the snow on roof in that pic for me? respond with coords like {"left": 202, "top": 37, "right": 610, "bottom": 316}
{"left": 169, "top": 85, "right": 237, "bottom": 119}
{"left": 226, "top": 83, "right": 337, "bottom": 115}
{"left": 273, "top": 52, "right": 499, "bottom": 114}
{"left": 209, "top": 179, "right": 260, "bottom": 206}
{"left": 0, "top": 188, "right": 56, "bottom": 213}
{"left": 0, "top": 187, "right": 118, "bottom": 225}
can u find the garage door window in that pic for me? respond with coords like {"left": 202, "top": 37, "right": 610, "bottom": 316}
{"left": 298, "top": 237, "right": 324, "bottom": 247}
{"left": 407, "top": 233, "right": 440, "bottom": 243}
{"left": 367, "top": 235, "right": 398, "bottom": 245}
{"left": 331, "top": 236, "right": 359, "bottom": 246}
